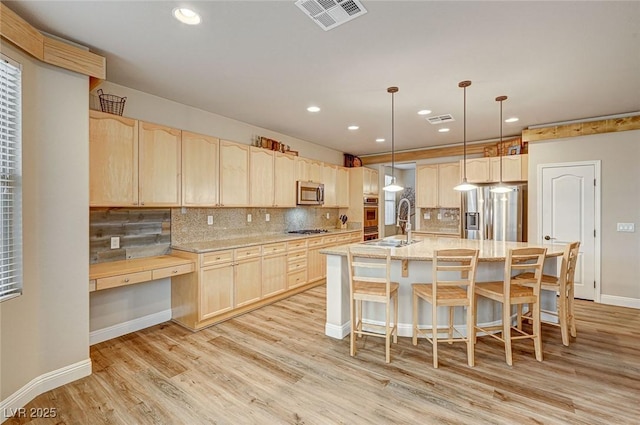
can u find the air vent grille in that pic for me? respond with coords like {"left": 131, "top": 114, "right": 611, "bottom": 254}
{"left": 427, "top": 114, "right": 455, "bottom": 124}
{"left": 295, "top": 0, "right": 368, "bottom": 31}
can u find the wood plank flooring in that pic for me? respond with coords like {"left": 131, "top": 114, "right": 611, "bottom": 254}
{"left": 7, "top": 285, "right": 640, "bottom": 424}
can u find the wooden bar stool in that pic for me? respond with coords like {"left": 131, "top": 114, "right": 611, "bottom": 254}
{"left": 515, "top": 241, "right": 580, "bottom": 346}
{"left": 346, "top": 246, "right": 399, "bottom": 363}
{"left": 412, "top": 249, "right": 479, "bottom": 368}
{"left": 474, "top": 247, "right": 547, "bottom": 366}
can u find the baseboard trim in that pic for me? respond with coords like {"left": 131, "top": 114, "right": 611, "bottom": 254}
{"left": 325, "top": 322, "right": 350, "bottom": 339}
{"left": 90, "top": 309, "right": 172, "bottom": 346}
{"left": 0, "top": 359, "right": 91, "bottom": 422}
{"left": 600, "top": 294, "right": 640, "bottom": 309}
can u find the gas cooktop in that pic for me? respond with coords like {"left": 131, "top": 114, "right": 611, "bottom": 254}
{"left": 288, "top": 229, "right": 329, "bottom": 235}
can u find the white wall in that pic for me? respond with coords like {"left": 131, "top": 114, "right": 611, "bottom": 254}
{"left": 528, "top": 130, "right": 640, "bottom": 303}
{"left": 92, "top": 81, "right": 344, "bottom": 165}
{"left": 0, "top": 43, "right": 90, "bottom": 401}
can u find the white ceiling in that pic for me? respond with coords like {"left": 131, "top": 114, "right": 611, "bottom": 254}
{"left": 6, "top": 1, "right": 640, "bottom": 156}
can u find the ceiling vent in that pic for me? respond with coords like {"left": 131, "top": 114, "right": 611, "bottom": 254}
{"left": 295, "top": 0, "right": 367, "bottom": 31}
{"left": 427, "top": 114, "right": 455, "bottom": 124}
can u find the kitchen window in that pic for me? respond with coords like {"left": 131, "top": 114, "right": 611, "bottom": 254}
{"left": 0, "top": 54, "right": 23, "bottom": 303}
{"left": 384, "top": 174, "right": 395, "bottom": 225}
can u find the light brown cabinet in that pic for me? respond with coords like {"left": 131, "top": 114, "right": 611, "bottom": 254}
{"left": 322, "top": 164, "right": 338, "bottom": 207}
{"left": 363, "top": 167, "right": 379, "bottom": 195}
{"left": 273, "top": 152, "right": 296, "bottom": 207}
{"left": 234, "top": 256, "right": 262, "bottom": 308}
{"left": 250, "top": 147, "right": 275, "bottom": 207}
{"left": 138, "top": 121, "right": 182, "bottom": 206}
{"left": 336, "top": 166, "right": 350, "bottom": 207}
{"left": 181, "top": 131, "right": 219, "bottom": 207}
{"left": 296, "top": 157, "right": 323, "bottom": 183}
{"left": 262, "top": 242, "right": 288, "bottom": 298}
{"left": 463, "top": 154, "right": 528, "bottom": 184}
{"left": 490, "top": 154, "right": 528, "bottom": 182}
{"left": 219, "top": 140, "right": 250, "bottom": 207}
{"left": 200, "top": 262, "right": 234, "bottom": 320}
{"left": 416, "top": 162, "right": 460, "bottom": 208}
{"left": 89, "top": 110, "right": 139, "bottom": 206}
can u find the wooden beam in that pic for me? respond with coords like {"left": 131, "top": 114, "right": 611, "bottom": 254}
{"left": 43, "top": 37, "right": 106, "bottom": 79}
{"left": 0, "top": 2, "right": 106, "bottom": 79}
{"left": 89, "top": 76, "right": 103, "bottom": 92}
{"left": 0, "top": 2, "right": 44, "bottom": 60}
{"left": 360, "top": 139, "right": 519, "bottom": 165}
{"left": 522, "top": 115, "right": 640, "bottom": 143}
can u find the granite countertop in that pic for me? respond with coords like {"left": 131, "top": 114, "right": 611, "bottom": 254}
{"left": 171, "top": 228, "right": 361, "bottom": 254}
{"left": 320, "top": 236, "right": 566, "bottom": 262}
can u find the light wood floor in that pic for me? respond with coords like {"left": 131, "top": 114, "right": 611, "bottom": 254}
{"left": 8, "top": 285, "right": 640, "bottom": 424}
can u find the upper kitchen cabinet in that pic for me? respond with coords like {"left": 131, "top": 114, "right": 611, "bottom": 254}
{"left": 219, "top": 140, "right": 250, "bottom": 207}
{"left": 250, "top": 147, "right": 275, "bottom": 207}
{"left": 336, "top": 166, "right": 350, "bottom": 207}
{"left": 463, "top": 157, "right": 491, "bottom": 184}
{"left": 273, "top": 152, "right": 296, "bottom": 207}
{"left": 490, "top": 154, "right": 528, "bottom": 182}
{"left": 322, "top": 164, "right": 337, "bottom": 207}
{"left": 89, "top": 111, "right": 139, "bottom": 206}
{"left": 363, "top": 167, "right": 379, "bottom": 195}
{"left": 181, "top": 131, "right": 219, "bottom": 207}
{"left": 416, "top": 162, "right": 460, "bottom": 208}
{"left": 138, "top": 121, "right": 182, "bottom": 206}
{"left": 295, "top": 157, "right": 323, "bottom": 183}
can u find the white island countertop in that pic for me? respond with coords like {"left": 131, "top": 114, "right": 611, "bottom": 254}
{"left": 320, "top": 236, "right": 565, "bottom": 261}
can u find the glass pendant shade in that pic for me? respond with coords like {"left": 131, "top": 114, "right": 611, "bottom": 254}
{"left": 455, "top": 80, "right": 476, "bottom": 192}
{"left": 383, "top": 86, "right": 403, "bottom": 193}
{"left": 383, "top": 176, "right": 404, "bottom": 192}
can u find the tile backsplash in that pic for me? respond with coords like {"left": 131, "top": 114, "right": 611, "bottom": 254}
{"left": 90, "top": 208, "right": 171, "bottom": 264}
{"left": 418, "top": 208, "right": 461, "bottom": 234}
{"left": 170, "top": 207, "right": 340, "bottom": 245}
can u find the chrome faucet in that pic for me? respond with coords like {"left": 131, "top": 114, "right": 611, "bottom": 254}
{"left": 397, "top": 197, "right": 412, "bottom": 245}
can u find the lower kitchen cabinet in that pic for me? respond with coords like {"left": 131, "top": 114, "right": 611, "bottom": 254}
{"left": 170, "top": 231, "right": 362, "bottom": 330}
{"left": 200, "top": 263, "right": 234, "bottom": 320}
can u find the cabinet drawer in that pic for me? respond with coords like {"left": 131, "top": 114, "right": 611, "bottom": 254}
{"left": 263, "top": 242, "right": 287, "bottom": 256}
{"left": 287, "top": 239, "right": 307, "bottom": 251}
{"left": 307, "top": 236, "right": 325, "bottom": 248}
{"left": 96, "top": 270, "right": 152, "bottom": 291}
{"left": 287, "top": 250, "right": 307, "bottom": 262}
{"left": 152, "top": 263, "right": 195, "bottom": 279}
{"left": 202, "top": 250, "right": 233, "bottom": 266}
{"left": 287, "top": 258, "right": 307, "bottom": 273}
{"left": 287, "top": 269, "right": 307, "bottom": 288}
{"left": 234, "top": 246, "right": 262, "bottom": 260}
{"left": 89, "top": 279, "right": 96, "bottom": 292}
{"left": 323, "top": 236, "right": 338, "bottom": 245}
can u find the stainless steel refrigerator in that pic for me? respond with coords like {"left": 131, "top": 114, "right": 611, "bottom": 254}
{"left": 462, "top": 184, "right": 527, "bottom": 241}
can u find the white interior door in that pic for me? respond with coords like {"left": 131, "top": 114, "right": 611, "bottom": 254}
{"left": 539, "top": 162, "right": 600, "bottom": 300}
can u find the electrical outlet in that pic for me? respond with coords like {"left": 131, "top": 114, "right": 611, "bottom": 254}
{"left": 207, "top": 215, "right": 213, "bottom": 225}
{"left": 247, "top": 214, "right": 252, "bottom": 222}
{"left": 437, "top": 212, "right": 442, "bottom": 220}
{"left": 326, "top": 213, "right": 330, "bottom": 219}
{"left": 424, "top": 212, "right": 430, "bottom": 220}
{"left": 181, "top": 207, "right": 187, "bottom": 214}
{"left": 617, "top": 223, "right": 635, "bottom": 232}
{"left": 110, "top": 236, "right": 120, "bottom": 249}
{"left": 265, "top": 213, "right": 270, "bottom": 222}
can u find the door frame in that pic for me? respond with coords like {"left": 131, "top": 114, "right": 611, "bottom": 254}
{"left": 537, "top": 160, "right": 601, "bottom": 303}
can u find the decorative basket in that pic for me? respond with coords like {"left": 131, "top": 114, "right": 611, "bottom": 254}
{"left": 98, "top": 89, "right": 126, "bottom": 116}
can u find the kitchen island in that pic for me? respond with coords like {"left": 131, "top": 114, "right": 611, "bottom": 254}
{"left": 320, "top": 236, "right": 566, "bottom": 339}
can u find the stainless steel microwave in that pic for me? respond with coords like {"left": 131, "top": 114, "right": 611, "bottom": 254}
{"left": 297, "top": 181, "right": 324, "bottom": 205}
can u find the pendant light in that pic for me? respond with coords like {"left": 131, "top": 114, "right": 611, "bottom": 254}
{"left": 490, "top": 95, "right": 513, "bottom": 194}
{"left": 383, "top": 86, "right": 403, "bottom": 192}
{"left": 454, "top": 80, "right": 477, "bottom": 191}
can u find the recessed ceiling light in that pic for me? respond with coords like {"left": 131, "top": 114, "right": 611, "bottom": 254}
{"left": 307, "top": 106, "right": 320, "bottom": 112}
{"left": 173, "top": 8, "right": 201, "bottom": 25}
{"left": 348, "top": 125, "right": 359, "bottom": 130}
{"left": 438, "top": 128, "right": 450, "bottom": 133}
{"left": 417, "top": 109, "right": 432, "bottom": 115}
{"left": 505, "top": 117, "right": 519, "bottom": 123}
{"left": 376, "top": 138, "right": 385, "bottom": 143}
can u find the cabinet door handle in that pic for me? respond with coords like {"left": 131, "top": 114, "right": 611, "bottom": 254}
{"left": 172, "top": 270, "right": 178, "bottom": 273}
{"left": 124, "top": 278, "right": 130, "bottom": 283}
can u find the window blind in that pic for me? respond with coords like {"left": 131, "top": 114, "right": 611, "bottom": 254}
{"left": 0, "top": 54, "right": 22, "bottom": 302}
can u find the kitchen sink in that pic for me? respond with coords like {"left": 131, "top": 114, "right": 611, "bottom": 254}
{"left": 363, "top": 239, "right": 419, "bottom": 248}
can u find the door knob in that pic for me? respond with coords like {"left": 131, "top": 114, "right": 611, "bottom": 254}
{"left": 544, "top": 235, "right": 556, "bottom": 241}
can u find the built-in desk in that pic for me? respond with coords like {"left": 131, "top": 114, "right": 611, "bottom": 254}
{"left": 89, "top": 255, "right": 195, "bottom": 292}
